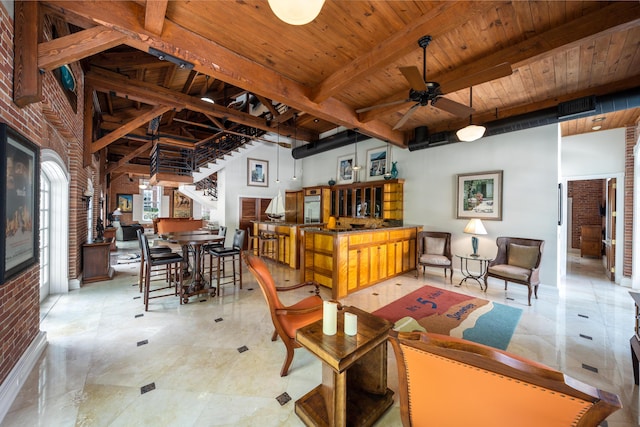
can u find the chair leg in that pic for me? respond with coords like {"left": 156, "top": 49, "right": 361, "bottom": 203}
{"left": 280, "top": 338, "right": 296, "bottom": 377}
{"left": 271, "top": 330, "right": 278, "bottom": 341}
{"left": 527, "top": 286, "right": 532, "bottom": 306}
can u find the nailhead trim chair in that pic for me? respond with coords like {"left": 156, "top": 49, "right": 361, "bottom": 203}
{"left": 243, "top": 252, "right": 323, "bottom": 376}
{"left": 416, "top": 231, "right": 453, "bottom": 282}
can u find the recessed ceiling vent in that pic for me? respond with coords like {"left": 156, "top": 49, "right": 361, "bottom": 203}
{"left": 557, "top": 96, "right": 596, "bottom": 120}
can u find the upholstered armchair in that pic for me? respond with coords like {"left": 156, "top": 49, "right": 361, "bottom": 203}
{"left": 389, "top": 331, "right": 621, "bottom": 427}
{"left": 416, "top": 231, "right": 452, "bottom": 282}
{"left": 242, "top": 252, "right": 323, "bottom": 376}
{"left": 120, "top": 223, "right": 144, "bottom": 241}
{"left": 484, "top": 237, "right": 544, "bottom": 305}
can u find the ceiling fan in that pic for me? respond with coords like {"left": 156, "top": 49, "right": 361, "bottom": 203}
{"left": 356, "top": 35, "right": 512, "bottom": 130}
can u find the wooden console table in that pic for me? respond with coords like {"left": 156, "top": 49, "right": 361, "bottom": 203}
{"left": 295, "top": 306, "right": 394, "bottom": 427}
{"left": 630, "top": 292, "right": 640, "bottom": 385}
{"left": 82, "top": 238, "right": 115, "bottom": 283}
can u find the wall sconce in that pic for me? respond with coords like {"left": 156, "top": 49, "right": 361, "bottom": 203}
{"left": 81, "top": 189, "right": 92, "bottom": 210}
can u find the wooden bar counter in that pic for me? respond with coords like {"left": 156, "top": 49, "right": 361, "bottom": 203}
{"left": 301, "top": 225, "right": 421, "bottom": 299}
{"left": 252, "top": 221, "right": 324, "bottom": 269}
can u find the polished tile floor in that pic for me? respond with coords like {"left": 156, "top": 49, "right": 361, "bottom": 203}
{"left": 1, "top": 245, "right": 639, "bottom": 426}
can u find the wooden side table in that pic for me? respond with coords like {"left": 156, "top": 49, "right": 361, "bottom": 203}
{"left": 295, "top": 306, "right": 394, "bottom": 427}
{"left": 103, "top": 227, "right": 117, "bottom": 251}
{"left": 630, "top": 292, "right": 640, "bottom": 385}
{"left": 82, "top": 238, "right": 115, "bottom": 283}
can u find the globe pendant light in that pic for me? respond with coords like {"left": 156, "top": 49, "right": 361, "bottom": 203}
{"left": 456, "top": 87, "right": 486, "bottom": 142}
{"left": 268, "top": 0, "right": 325, "bottom": 26}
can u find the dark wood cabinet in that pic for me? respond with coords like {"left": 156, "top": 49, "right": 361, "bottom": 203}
{"left": 580, "top": 225, "right": 602, "bottom": 258}
{"left": 329, "top": 179, "right": 403, "bottom": 221}
{"left": 82, "top": 238, "right": 115, "bottom": 283}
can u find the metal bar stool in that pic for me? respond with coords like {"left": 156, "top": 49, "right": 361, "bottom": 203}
{"left": 209, "top": 229, "right": 245, "bottom": 296}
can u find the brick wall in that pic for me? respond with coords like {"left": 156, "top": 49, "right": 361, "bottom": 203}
{"left": 567, "top": 179, "right": 604, "bottom": 249}
{"left": 0, "top": 4, "right": 96, "bottom": 387}
{"left": 624, "top": 124, "right": 637, "bottom": 277}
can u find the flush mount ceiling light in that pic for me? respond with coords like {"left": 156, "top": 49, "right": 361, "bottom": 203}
{"left": 268, "top": 0, "right": 325, "bottom": 25}
{"left": 456, "top": 87, "right": 486, "bottom": 142}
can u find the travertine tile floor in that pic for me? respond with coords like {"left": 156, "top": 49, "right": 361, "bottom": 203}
{"left": 1, "top": 246, "right": 638, "bottom": 426}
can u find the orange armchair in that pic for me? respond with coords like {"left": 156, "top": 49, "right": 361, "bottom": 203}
{"left": 389, "top": 331, "right": 622, "bottom": 427}
{"left": 243, "top": 252, "right": 323, "bottom": 376}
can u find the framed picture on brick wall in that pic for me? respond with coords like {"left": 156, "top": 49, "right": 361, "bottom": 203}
{"left": 1, "top": 123, "right": 40, "bottom": 283}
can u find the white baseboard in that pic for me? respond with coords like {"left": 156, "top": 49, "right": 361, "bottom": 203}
{"left": 0, "top": 332, "right": 47, "bottom": 424}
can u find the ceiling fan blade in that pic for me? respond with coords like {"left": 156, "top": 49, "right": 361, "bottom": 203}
{"left": 355, "top": 98, "right": 412, "bottom": 114}
{"left": 399, "top": 66, "right": 427, "bottom": 91}
{"left": 432, "top": 97, "right": 474, "bottom": 117}
{"left": 392, "top": 103, "right": 421, "bottom": 130}
{"left": 440, "top": 62, "right": 512, "bottom": 94}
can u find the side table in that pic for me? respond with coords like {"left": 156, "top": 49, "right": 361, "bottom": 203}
{"left": 295, "top": 306, "right": 394, "bottom": 427}
{"left": 455, "top": 254, "right": 492, "bottom": 290}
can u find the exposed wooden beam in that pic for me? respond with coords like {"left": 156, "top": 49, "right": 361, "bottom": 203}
{"left": 311, "top": 1, "right": 501, "bottom": 103}
{"left": 359, "top": 2, "right": 640, "bottom": 123}
{"left": 41, "top": 0, "right": 404, "bottom": 145}
{"left": 13, "top": 1, "right": 42, "bottom": 107}
{"left": 37, "top": 26, "right": 127, "bottom": 71}
{"left": 106, "top": 142, "right": 152, "bottom": 174}
{"left": 85, "top": 68, "right": 318, "bottom": 142}
{"left": 91, "top": 105, "right": 172, "bottom": 153}
{"left": 144, "top": 0, "right": 168, "bottom": 35}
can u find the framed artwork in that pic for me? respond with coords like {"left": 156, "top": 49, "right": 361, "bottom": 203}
{"left": 1, "top": 123, "right": 40, "bottom": 283}
{"left": 247, "top": 158, "right": 268, "bottom": 187}
{"left": 173, "top": 191, "right": 192, "bottom": 218}
{"left": 337, "top": 155, "right": 355, "bottom": 184}
{"left": 456, "top": 170, "right": 503, "bottom": 220}
{"left": 366, "top": 146, "right": 387, "bottom": 180}
{"left": 117, "top": 193, "right": 133, "bottom": 213}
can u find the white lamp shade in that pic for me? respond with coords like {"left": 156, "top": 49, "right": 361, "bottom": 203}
{"left": 112, "top": 209, "right": 123, "bottom": 217}
{"left": 456, "top": 124, "right": 486, "bottom": 142}
{"left": 463, "top": 218, "right": 487, "bottom": 235}
{"left": 268, "top": 0, "right": 324, "bottom": 25}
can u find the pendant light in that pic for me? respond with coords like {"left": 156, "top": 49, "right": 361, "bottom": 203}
{"left": 275, "top": 124, "right": 280, "bottom": 184}
{"left": 292, "top": 114, "right": 298, "bottom": 180}
{"left": 268, "top": 0, "right": 325, "bottom": 26}
{"left": 352, "top": 129, "right": 361, "bottom": 171}
{"left": 456, "top": 87, "right": 486, "bottom": 142}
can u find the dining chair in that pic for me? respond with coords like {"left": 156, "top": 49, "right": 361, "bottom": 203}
{"left": 242, "top": 252, "right": 323, "bottom": 376}
{"left": 208, "top": 229, "right": 245, "bottom": 296}
{"left": 205, "top": 226, "right": 227, "bottom": 275}
{"left": 138, "top": 230, "right": 184, "bottom": 311}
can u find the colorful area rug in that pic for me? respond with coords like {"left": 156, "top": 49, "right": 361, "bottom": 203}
{"left": 373, "top": 285, "right": 522, "bottom": 350}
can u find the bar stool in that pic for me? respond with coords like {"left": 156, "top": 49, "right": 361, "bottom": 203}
{"left": 137, "top": 229, "right": 174, "bottom": 292}
{"left": 258, "top": 231, "right": 278, "bottom": 261}
{"left": 247, "top": 227, "right": 260, "bottom": 255}
{"left": 209, "top": 229, "right": 245, "bottom": 296}
{"left": 139, "top": 232, "right": 184, "bottom": 311}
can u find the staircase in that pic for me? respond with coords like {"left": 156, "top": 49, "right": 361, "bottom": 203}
{"left": 181, "top": 140, "right": 264, "bottom": 208}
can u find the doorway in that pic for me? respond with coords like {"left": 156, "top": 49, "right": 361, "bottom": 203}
{"left": 40, "top": 150, "right": 70, "bottom": 297}
{"left": 239, "top": 197, "right": 272, "bottom": 250}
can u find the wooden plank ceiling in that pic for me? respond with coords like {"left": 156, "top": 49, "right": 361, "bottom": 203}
{"left": 27, "top": 1, "right": 640, "bottom": 172}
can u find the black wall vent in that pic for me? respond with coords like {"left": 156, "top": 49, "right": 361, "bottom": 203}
{"left": 557, "top": 96, "right": 596, "bottom": 119}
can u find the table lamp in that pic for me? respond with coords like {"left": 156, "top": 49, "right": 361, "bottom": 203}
{"left": 112, "top": 208, "right": 122, "bottom": 222}
{"left": 463, "top": 218, "right": 487, "bottom": 257}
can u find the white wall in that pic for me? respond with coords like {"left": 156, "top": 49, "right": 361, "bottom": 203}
{"left": 562, "top": 128, "right": 625, "bottom": 176}
{"left": 297, "top": 125, "right": 560, "bottom": 286}
{"left": 220, "top": 142, "right": 302, "bottom": 244}
{"left": 560, "top": 127, "right": 626, "bottom": 284}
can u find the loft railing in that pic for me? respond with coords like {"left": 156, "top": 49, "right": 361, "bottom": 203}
{"left": 193, "top": 125, "right": 266, "bottom": 171}
{"left": 150, "top": 143, "right": 194, "bottom": 178}
{"left": 195, "top": 176, "right": 218, "bottom": 200}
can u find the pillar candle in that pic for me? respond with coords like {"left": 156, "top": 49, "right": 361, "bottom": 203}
{"left": 322, "top": 301, "right": 338, "bottom": 335}
{"left": 344, "top": 312, "right": 357, "bottom": 336}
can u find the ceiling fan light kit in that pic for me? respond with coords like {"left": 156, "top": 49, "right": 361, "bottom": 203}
{"left": 268, "top": 0, "right": 325, "bottom": 25}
